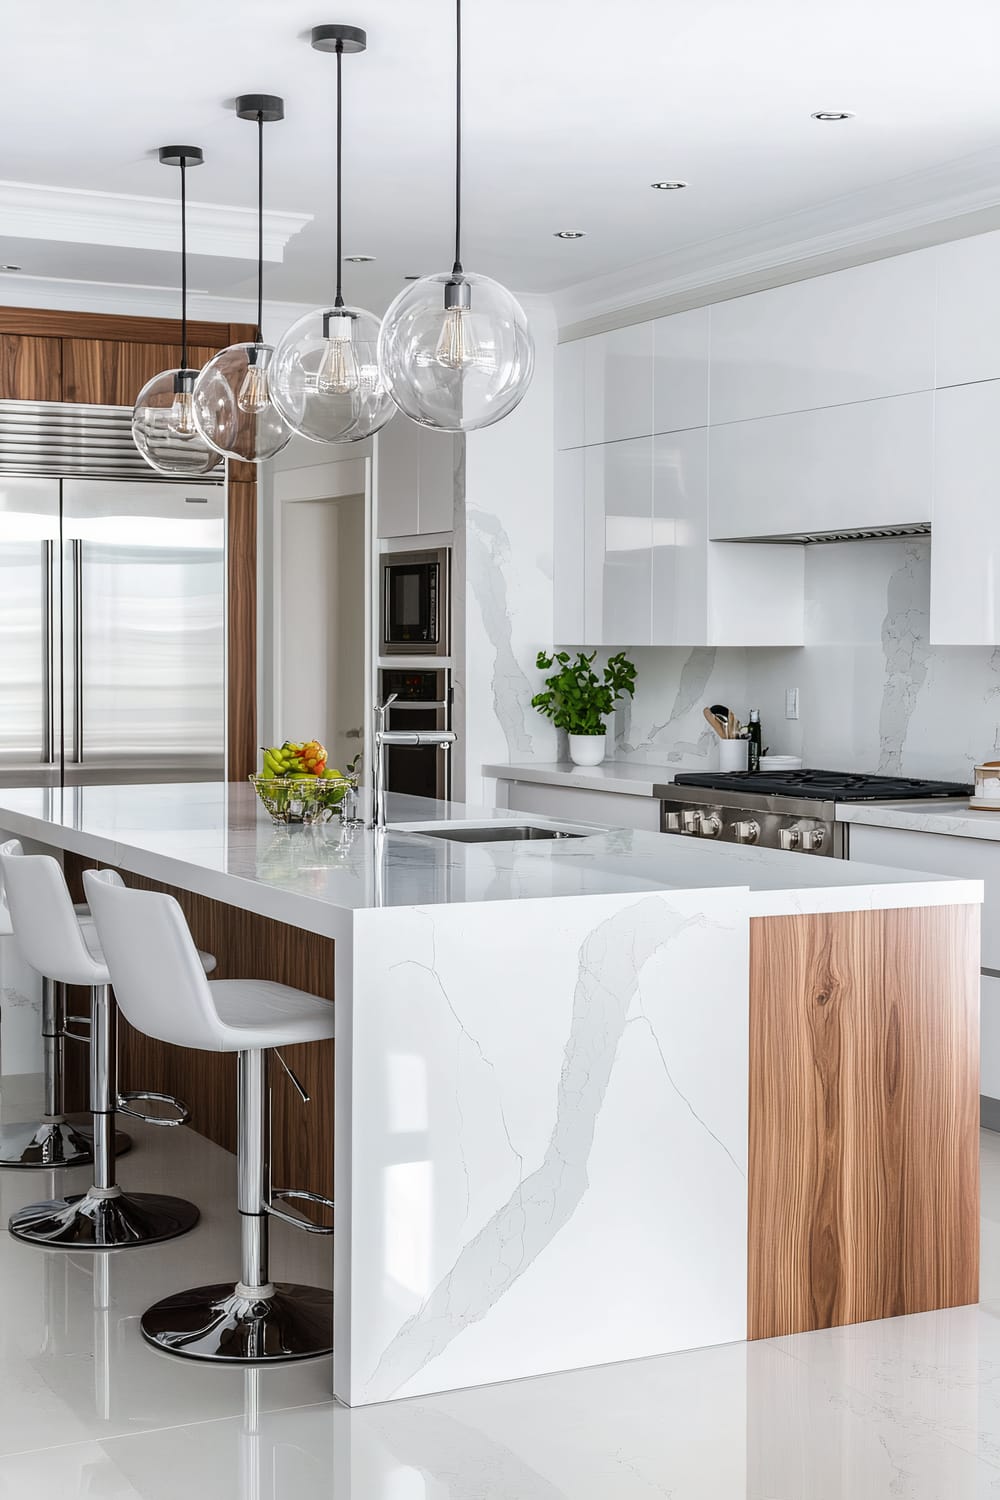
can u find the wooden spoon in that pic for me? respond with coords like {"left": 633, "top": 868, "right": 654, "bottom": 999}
{"left": 703, "top": 706, "right": 726, "bottom": 739}
{"left": 709, "top": 704, "right": 730, "bottom": 739}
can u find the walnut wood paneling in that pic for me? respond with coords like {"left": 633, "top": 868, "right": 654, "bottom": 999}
{"left": 62, "top": 339, "right": 217, "bottom": 406}
{"left": 748, "top": 905, "right": 980, "bottom": 1340}
{"left": 227, "top": 477, "right": 257, "bottom": 782}
{"left": 0, "top": 306, "right": 233, "bottom": 347}
{"left": 62, "top": 853, "right": 334, "bottom": 1222}
{"left": 0, "top": 333, "right": 62, "bottom": 400}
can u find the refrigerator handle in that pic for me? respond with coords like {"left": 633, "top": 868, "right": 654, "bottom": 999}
{"left": 72, "top": 538, "right": 83, "bottom": 764}
{"left": 42, "top": 539, "right": 55, "bottom": 764}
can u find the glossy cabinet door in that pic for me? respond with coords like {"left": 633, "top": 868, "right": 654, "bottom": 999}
{"left": 554, "top": 448, "right": 586, "bottom": 643}
{"left": 652, "top": 306, "right": 710, "bottom": 434}
{"left": 583, "top": 322, "right": 655, "bottom": 444}
{"left": 710, "top": 251, "right": 936, "bottom": 424}
{"left": 936, "top": 231, "right": 1000, "bottom": 389}
{"left": 584, "top": 438, "right": 653, "bottom": 645}
{"left": 709, "top": 392, "right": 934, "bottom": 540}
{"left": 376, "top": 419, "right": 456, "bottom": 538}
{"left": 651, "top": 428, "right": 708, "bottom": 644}
{"left": 931, "top": 380, "right": 1000, "bottom": 644}
{"left": 555, "top": 340, "right": 586, "bottom": 449}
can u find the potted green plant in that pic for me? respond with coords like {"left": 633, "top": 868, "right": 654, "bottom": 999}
{"left": 531, "top": 650, "right": 637, "bottom": 766}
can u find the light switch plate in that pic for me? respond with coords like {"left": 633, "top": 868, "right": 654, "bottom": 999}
{"left": 785, "top": 687, "right": 799, "bottom": 720}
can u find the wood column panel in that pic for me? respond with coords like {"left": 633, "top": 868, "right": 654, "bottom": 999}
{"left": 0, "top": 334, "right": 62, "bottom": 401}
{"left": 748, "top": 904, "right": 980, "bottom": 1340}
{"left": 227, "top": 475, "right": 257, "bottom": 782}
{"left": 61, "top": 853, "right": 334, "bottom": 1224}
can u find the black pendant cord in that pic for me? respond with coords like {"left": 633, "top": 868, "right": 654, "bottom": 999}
{"left": 452, "top": 0, "right": 463, "bottom": 276}
{"left": 255, "top": 111, "right": 264, "bottom": 344}
{"left": 179, "top": 157, "right": 188, "bottom": 370}
{"left": 335, "top": 43, "right": 345, "bottom": 309}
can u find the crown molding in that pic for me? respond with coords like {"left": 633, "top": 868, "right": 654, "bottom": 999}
{"left": 554, "top": 145, "right": 1000, "bottom": 338}
{"left": 0, "top": 179, "right": 310, "bottom": 262}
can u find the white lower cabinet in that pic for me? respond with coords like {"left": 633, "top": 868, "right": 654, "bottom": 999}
{"left": 847, "top": 821, "right": 996, "bottom": 1097}
{"left": 502, "top": 779, "right": 662, "bottom": 832}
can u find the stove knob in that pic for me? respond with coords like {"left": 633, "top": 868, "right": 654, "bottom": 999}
{"left": 680, "top": 810, "right": 700, "bottom": 834}
{"left": 809, "top": 829, "right": 825, "bottom": 851}
{"left": 734, "top": 819, "right": 760, "bottom": 844}
{"left": 698, "top": 813, "right": 722, "bottom": 839}
{"left": 780, "top": 827, "right": 802, "bottom": 851}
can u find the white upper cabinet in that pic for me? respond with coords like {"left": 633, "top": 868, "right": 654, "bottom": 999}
{"left": 554, "top": 448, "right": 586, "bottom": 643}
{"left": 652, "top": 306, "right": 710, "bottom": 434}
{"left": 651, "top": 428, "right": 708, "bottom": 644}
{"left": 555, "top": 340, "right": 586, "bottom": 449}
{"left": 376, "top": 419, "right": 456, "bottom": 538}
{"left": 935, "top": 231, "right": 1000, "bottom": 389}
{"left": 709, "top": 392, "right": 934, "bottom": 540}
{"left": 930, "top": 380, "right": 1000, "bottom": 645}
{"left": 584, "top": 322, "right": 655, "bottom": 444}
{"left": 709, "top": 252, "right": 936, "bottom": 425}
{"left": 584, "top": 438, "right": 653, "bottom": 645}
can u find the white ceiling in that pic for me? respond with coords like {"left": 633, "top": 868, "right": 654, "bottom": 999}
{"left": 4, "top": 0, "right": 1000, "bottom": 316}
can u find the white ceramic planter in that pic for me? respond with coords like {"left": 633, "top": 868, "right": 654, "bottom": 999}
{"left": 568, "top": 733, "right": 607, "bottom": 767}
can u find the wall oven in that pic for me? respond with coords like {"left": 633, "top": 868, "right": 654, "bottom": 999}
{"left": 380, "top": 547, "right": 450, "bottom": 657}
{"left": 377, "top": 667, "right": 452, "bottom": 802}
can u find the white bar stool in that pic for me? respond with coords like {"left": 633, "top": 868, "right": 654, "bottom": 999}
{"left": 1, "top": 848, "right": 202, "bottom": 1248}
{"left": 0, "top": 839, "right": 129, "bottom": 1170}
{"left": 85, "top": 868, "right": 336, "bottom": 1363}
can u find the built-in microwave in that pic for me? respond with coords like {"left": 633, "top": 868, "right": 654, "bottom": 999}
{"left": 380, "top": 548, "right": 450, "bottom": 657}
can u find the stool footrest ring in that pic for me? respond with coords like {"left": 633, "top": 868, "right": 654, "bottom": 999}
{"left": 268, "top": 1188, "right": 334, "bottom": 1235}
{"left": 117, "top": 1090, "right": 190, "bottom": 1127}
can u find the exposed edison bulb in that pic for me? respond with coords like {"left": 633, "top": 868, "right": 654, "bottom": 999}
{"left": 316, "top": 313, "right": 361, "bottom": 395}
{"left": 167, "top": 388, "right": 197, "bottom": 439}
{"left": 434, "top": 306, "right": 483, "bottom": 371}
{"left": 236, "top": 360, "right": 272, "bottom": 415}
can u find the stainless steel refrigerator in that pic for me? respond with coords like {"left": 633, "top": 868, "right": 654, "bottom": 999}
{"left": 0, "top": 471, "right": 225, "bottom": 788}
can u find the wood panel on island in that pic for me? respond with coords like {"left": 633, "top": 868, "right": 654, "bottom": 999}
{"left": 61, "top": 852, "right": 335, "bottom": 1225}
{"left": 747, "top": 903, "right": 980, "bottom": 1339}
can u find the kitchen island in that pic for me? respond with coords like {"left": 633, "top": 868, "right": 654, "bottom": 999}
{"left": 0, "top": 782, "right": 983, "bottom": 1406}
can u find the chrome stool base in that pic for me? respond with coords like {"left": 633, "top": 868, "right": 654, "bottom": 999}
{"left": 140, "top": 1282, "right": 333, "bottom": 1363}
{"left": 9, "top": 1188, "right": 199, "bottom": 1248}
{"left": 0, "top": 1118, "right": 93, "bottom": 1169}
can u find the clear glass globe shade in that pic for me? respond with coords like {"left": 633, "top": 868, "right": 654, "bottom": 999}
{"left": 131, "top": 369, "right": 223, "bottom": 476}
{"left": 271, "top": 305, "right": 396, "bottom": 445}
{"left": 378, "top": 271, "right": 533, "bottom": 432}
{"left": 192, "top": 343, "right": 292, "bottom": 462}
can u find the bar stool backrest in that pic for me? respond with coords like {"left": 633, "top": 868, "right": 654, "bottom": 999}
{"left": 0, "top": 838, "right": 20, "bottom": 936}
{"left": 84, "top": 871, "right": 228, "bottom": 1051}
{"left": 0, "top": 849, "right": 107, "bottom": 986}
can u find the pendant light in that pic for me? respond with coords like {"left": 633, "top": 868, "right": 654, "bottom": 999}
{"left": 377, "top": 0, "right": 533, "bottom": 432}
{"left": 192, "top": 96, "right": 291, "bottom": 462}
{"left": 271, "top": 25, "right": 394, "bottom": 445}
{"left": 131, "top": 147, "right": 222, "bottom": 476}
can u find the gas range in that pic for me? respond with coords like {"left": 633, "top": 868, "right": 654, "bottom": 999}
{"left": 653, "top": 769, "right": 973, "bottom": 856}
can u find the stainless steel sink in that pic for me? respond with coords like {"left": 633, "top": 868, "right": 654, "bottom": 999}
{"left": 415, "top": 825, "right": 587, "bottom": 844}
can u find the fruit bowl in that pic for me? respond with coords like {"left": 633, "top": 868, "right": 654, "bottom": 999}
{"left": 249, "top": 773, "right": 357, "bottom": 826}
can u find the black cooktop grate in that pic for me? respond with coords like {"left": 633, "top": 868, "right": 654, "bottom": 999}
{"left": 671, "top": 769, "right": 973, "bottom": 802}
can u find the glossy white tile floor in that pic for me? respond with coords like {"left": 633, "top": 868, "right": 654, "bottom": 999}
{"left": 3, "top": 1071, "right": 1000, "bottom": 1500}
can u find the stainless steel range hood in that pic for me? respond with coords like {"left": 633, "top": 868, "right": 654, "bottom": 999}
{"left": 720, "top": 521, "right": 931, "bottom": 545}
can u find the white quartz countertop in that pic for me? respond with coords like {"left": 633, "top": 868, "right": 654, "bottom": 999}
{"left": 483, "top": 760, "right": 677, "bottom": 796}
{"left": 837, "top": 799, "right": 1000, "bottom": 843}
{"left": 0, "top": 782, "right": 980, "bottom": 932}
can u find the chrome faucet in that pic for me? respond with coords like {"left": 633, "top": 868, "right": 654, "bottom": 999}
{"left": 369, "top": 694, "right": 457, "bottom": 830}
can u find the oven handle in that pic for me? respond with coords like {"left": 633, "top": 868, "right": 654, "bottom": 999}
{"left": 383, "top": 699, "right": 450, "bottom": 711}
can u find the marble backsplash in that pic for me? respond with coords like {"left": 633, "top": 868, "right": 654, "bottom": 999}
{"left": 596, "top": 538, "right": 1000, "bottom": 782}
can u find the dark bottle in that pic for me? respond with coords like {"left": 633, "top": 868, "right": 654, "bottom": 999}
{"left": 747, "top": 708, "right": 762, "bottom": 774}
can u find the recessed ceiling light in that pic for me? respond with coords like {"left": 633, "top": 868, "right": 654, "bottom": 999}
{"left": 651, "top": 181, "right": 687, "bottom": 191}
{"left": 811, "top": 110, "right": 854, "bottom": 121}
{"left": 0, "top": 264, "right": 22, "bottom": 272}
{"left": 345, "top": 254, "right": 375, "bottom": 263}
{"left": 554, "top": 230, "right": 586, "bottom": 240}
